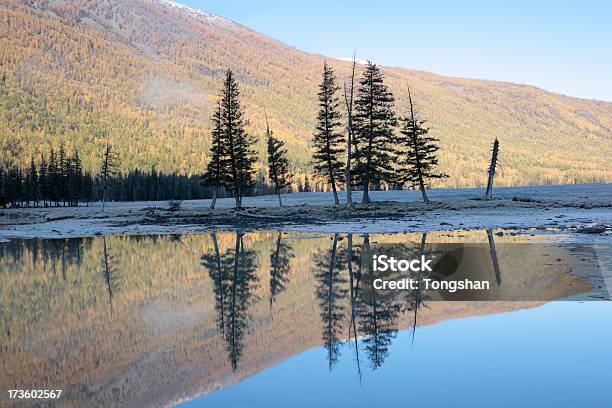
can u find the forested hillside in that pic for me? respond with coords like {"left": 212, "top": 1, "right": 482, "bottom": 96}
{"left": 0, "top": 0, "right": 610, "bottom": 188}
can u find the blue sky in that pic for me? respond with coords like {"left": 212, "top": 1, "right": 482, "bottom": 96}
{"left": 179, "top": 0, "right": 612, "bottom": 101}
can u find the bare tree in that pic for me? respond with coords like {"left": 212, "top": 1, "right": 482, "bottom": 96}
{"left": 343, "top": 53, "right": 357, "bottom": 208}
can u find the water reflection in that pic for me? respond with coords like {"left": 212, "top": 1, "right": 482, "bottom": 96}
{"left": 202, "top": 232, "right": 259, "bottom": 371}
{"left": 268, "top": 232, "right": 293, "bottom": 318}
{"left": 0, "top": 231, "right": 607, "bottom": 407}
{"left": 314, "top": 233, "right": 347, "bottom": 370}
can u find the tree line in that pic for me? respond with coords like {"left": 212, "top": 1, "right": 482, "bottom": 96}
{"left": 1, "top": 61, "right": 451, "bottom": 209}
{"left": 0, "top": 145, "right": 91, "bottom": 207}
{"left": 0, "top": 157, "right": 286, "bottom": 207}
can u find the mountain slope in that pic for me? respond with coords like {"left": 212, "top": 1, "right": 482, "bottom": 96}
{"left": 0, "top": 0, "right": 610, "bottom": 187}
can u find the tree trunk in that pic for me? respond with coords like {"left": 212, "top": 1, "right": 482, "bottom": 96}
{"left": 210, "top": 185, "right": 218, "bottom": 209}
{"left": 330, "top": 179, "right": 339, "bottom": 205}
{"left": 234, "top": 187, "right": 241, "bottom": 209}
{"left": 484, "top": 172, "right": 494, "bottom": 200}
{"left": 418, "top": 176, "right": 429, "bottom": 203}
{"left": 362, "top": 180, "right": 370, "bottom": 204}
{"left": 102, "top": 182, "right": 106, "bottom": 211}
{"left": 276, "top": 188, "right": 283, "bottom": 207}
{"left": 344, "top": 56, "right": 356, "bottom": 209}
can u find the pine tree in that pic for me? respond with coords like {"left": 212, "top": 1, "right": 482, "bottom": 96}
{"left": 100, "top": 140, "right": 119, "bottom": 211}
{"left": 68, "top": 149, "right": 84, "bottom": 206}
{"left": 48, "top": 148, "right": 60, "bottom": 206}
{"left": 0, "top": 167, "right": 5, "bottom": 208}
{"left": 352, "top": 62, "right": 398, "bottom": 203}
{"left": 5, "top": 165, "right": 23, "bottom": 206}
{"left": 25, "top": 157, "right": 38, "bottom": 207}
{"left": 38, "top": 153, "right": 48, "bottom": 207}
{"left": 397, "top": 87, "right": 447, "bottom": 203}
{"left": 312, "top": 62, "right": 344, "bottom": 205}
{"left": 484, "top": 138, "right": 500, "bottom": 200}
{"left": 304, "top": 175, "right": 311, "bottom": 192}
{"left": 266, "top": 114, "right": 292, "bottom": 207}
{"left": 203, "top": 100, "right": 226, "bottom": 209}
{"left": 58, "top": 143, "right": 68, "bottom": 206}
{"left": 220, "top": 69, "right": 257, "bottom": 209}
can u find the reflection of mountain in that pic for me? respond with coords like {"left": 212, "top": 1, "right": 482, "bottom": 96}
{"left": 0, "top": 232, "right": 593, "bottom": 407}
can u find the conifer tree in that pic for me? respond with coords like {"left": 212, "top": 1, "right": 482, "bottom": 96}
{"left": 100, "top": 140, "right": 119, "bottom": 211}
{"left": 203, "top": 100, "right": 226, "bottom": 209}
{"left": 68, "top": 149, "right": 84, "bottom": 206}
{"left": 0, "top": 168, "right": 5, "bottom": 208}
{"left": 484, "top": 138, "right": 500, "bottom": 200}
{"left": 58, "top": 143, "right": 68, "bottom": 206}
{"left": 220, "top": 69, "right": 257, "bottom": 209}
{"left": 312, "top": 62, "right": 344, "bottom": 205}
{"left": 48, "top": 148, "right": 60, "bottom": 206}
{"left": 266, "top": 114, "right": 292, "bottom": 207}
{"left": 38, "top": 153, "right": 48, "bottom": 207}
{"left": 397, "top": 88, "right": 447, "bottom": 203}
{"left": 7, "top": 166, "right": 22, "bottom": 206}
{"left": 352, "top": 62, "right": 398, "bottom": 203}
{"left": 25, "top": 157, "right": 38, "bottom": 207}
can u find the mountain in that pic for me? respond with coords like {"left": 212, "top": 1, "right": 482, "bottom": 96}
{"left": 0, "top": 0, "right": 610, "bottom": 188}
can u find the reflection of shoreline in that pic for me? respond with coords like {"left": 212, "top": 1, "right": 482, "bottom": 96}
{"left": 0, "top": 231, "right": 601, "bottom": 408}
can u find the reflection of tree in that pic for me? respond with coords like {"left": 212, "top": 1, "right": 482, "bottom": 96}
{"left": 102, "top": 236, "right": 120, "bottom": 313}
{"left": 0, "top": 238, "right": 91, "bottom": 272}
{"left": 269, "top": 232, "right": 294, "bottom": 317}
{"left": 346, "top": 233, "right": 362, "bottom": 381}
{"left": 202, "top": 232, "right": 258, "bottom": 371}
{"left": 406, "top": 233, "right": 428, "bottom": 344}
{"left": 486, "top": 229, "right": 502, "bottom": 285}
{"left": 202, "top": 233, "right": 227, "bottom": 333}
{"left": 356, "top": 234, "right": 400, "bottom": 370}
{"left": 314, "top": 233, "right": 347, "bottom": 370}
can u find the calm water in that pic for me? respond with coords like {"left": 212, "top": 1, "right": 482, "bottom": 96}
{"left": 0, "top": 230, "right": 610, "bottom": 407}
{"left": 185, "top": 301, "right": 612, "bottom": 408}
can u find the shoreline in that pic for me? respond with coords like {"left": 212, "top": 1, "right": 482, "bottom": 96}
{"left": 1, "top": 184, "right": 610, "bottom": 239}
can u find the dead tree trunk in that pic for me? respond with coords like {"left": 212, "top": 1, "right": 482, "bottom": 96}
{"left": 484, "top": 138, "right": 500, "bottom": 200}
{"left": 344, "top": 53, "right": 357, "bottom": 209}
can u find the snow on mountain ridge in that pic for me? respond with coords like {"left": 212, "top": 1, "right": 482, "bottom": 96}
{"left": 153, "top": 0, "right": 235, "bottom": 27}
{"left": 337, "top": 57, "right": 369, "bottom": 65}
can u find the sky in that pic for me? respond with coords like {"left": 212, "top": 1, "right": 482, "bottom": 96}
{"left": 178, "top": 0, "right": 612, "bottom": 102}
